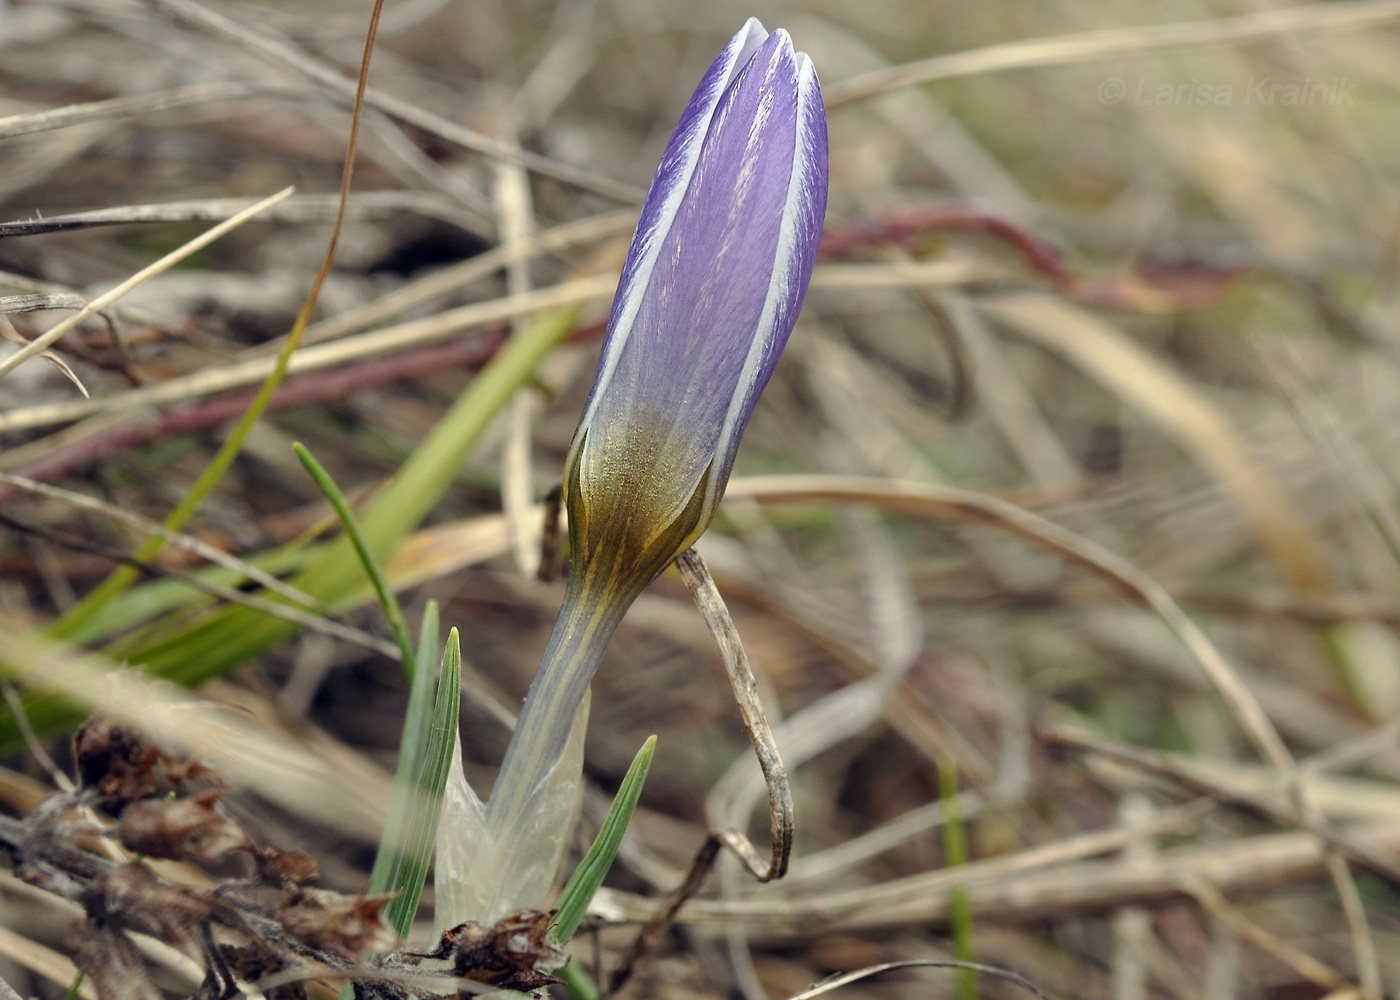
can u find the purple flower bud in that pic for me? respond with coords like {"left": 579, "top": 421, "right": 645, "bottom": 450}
{"left": 452, "top": 25, "right": 828, "bottom": 924}
{"left": 565, "top": 18, "right": 828, "bottom": 592}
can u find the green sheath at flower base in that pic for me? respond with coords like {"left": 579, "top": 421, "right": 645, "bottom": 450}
{"left": 436, "top": 19, "right": 828, "bottom": 927}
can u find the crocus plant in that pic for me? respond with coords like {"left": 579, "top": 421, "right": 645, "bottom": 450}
{"left": 436, "top": 18, "right": 828, "bottom": 927}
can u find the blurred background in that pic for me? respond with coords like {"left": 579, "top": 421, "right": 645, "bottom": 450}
{"left": 4, "top": 0, "right": 1400, "bottom": 997}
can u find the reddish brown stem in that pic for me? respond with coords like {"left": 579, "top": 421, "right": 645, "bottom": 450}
{"left": 820, "top": 203, "right": 1250, "bottom": 312}
{"left": 1, "top": 329, "right": 507, "bottom": 503}
{"left": 820, "top": 203, "right": 1077, "bottom": 288}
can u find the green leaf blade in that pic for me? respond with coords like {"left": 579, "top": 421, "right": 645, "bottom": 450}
{"left": 552, "top": 734, "right": 657, "bottom": 945}
{"left": 371, "top": 627, "right": 464, "bottom": 938}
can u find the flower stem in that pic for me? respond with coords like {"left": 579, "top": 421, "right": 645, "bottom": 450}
{"left": 477, "top": 569, "right": 636, "bottom": 918}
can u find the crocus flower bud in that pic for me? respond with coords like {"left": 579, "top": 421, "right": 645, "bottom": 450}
{"left": 438, "top": 20, "right": 827, "bottom": 926}
{"left": 566, "top": 18, "right": 829, "bottom": 597}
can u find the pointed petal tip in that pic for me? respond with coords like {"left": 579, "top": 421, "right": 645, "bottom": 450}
{"left": 738, "top": 16, "right": 768, "bottom": 38}
{"left": 730, "top": 17, "right": 771, "bottom": 65}
{"left": 762, "top": 26, "right": 796, "bottom": 59}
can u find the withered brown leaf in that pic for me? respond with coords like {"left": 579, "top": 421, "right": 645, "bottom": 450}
{"left": 74, "top": 716, "right": 213, "bottom": 800}
{"left": 278, "top": 886, "right": 397, "bottom": 960}
{"left": 256, "top": 844, "right": 321, "bottom": 886}
{"left": 118, "top": 788, "right": 249, "bottom": 862}
{"left": 74, "top": 718, "right": 162, "bottom": 800}
{"left": 413, "top": 909, "right": 567, "bottom": 993}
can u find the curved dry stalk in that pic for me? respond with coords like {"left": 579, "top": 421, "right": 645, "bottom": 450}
{"left": 607, "top": 551, "right": 795, "bottom": 998}
{"left": 785, "top": 959, "right": 1050, "bottom": 1000}
{"left": 707, "top": 510, "right": 929, "bottom": 882}
{"left": 676, "top": 548, "right": 792, "bottom": 882}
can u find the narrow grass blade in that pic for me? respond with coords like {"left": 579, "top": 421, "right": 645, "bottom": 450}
{"left": 370, "top": 627, "right": 463, "bottom": 938}
{"left": 547, "top": 736, "right": 654, "bottom": 1000}
{"left": 0, "top": 307, "right": 580, "bottom": 749}
{"left": 292, "top": 442, "right": 416, "bottom": 677}
{"left": 405, "top": 601, "right": 441, "bottom": 770}
{"left": 552, "top": 735, "right": 656, "bottom": 944}
{"left": 937, "top": 757, "right": 976, "bottom": 1000}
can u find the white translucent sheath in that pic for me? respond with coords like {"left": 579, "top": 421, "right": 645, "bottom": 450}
{"left": 434, "top": 699, "right": 591, "bottom": 926}
{"left": 434, "top": 577, "right": 621, "bottom": 926}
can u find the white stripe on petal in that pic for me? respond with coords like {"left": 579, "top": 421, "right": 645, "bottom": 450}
{"left": 707, "top": 37, "right": 827, "bottom": 518}
{"left": 573, "top": 19, "right": 771, "bottom": 454}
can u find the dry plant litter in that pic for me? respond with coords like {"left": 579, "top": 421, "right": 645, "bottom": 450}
{"left": 4, "top": 0, "right": 1400, "bottom": 998}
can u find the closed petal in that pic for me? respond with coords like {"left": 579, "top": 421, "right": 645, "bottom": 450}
{"left": 576, "top": 30, "right": 814, "bottom": 542}
{"left": 708, "top": 48, "right": 828, "bottom": 509}
{"left": 579, "top": 17, "right": 770, "bottom": 428}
